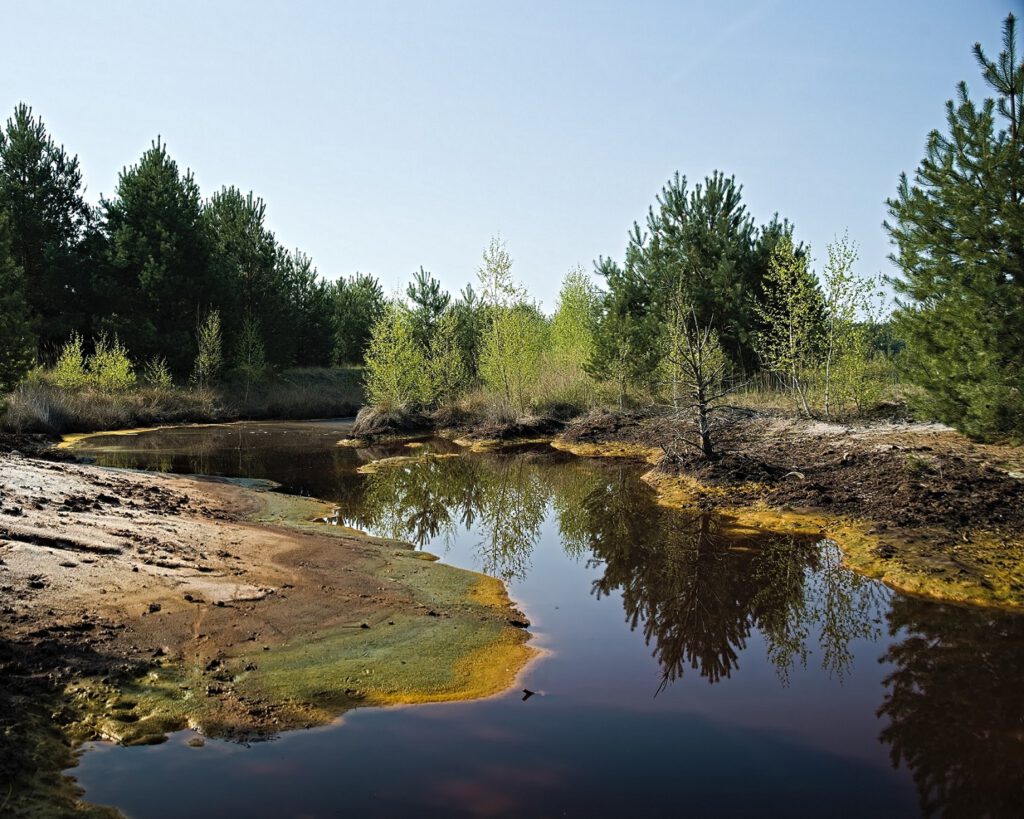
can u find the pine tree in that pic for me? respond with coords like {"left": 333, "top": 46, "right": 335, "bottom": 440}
{"left": 0, "top": 213, "right": 35, "bottom": 390}
{"left": 97, "top": 138, "right": 212, "bottom": 374}
{"left": 333, "top": 273, "right": 385, "bottom": 365}
{"left": 886, "top": 14, "right": 1024, "bottom": 438}
{"left": 0, "top": 103, "right": 91, "bottom": 353}
{"left": 277, "top": 247, "right": 335, "bottom": 366}
{"left": 203, "top": 186, "right": 281, "bottom": 361}
{"left": 406, "top": 266, "right": 450, "bottom": 347}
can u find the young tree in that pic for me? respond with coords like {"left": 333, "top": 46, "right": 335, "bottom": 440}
{"left": 363, "top": 303, "right": 429, "bottom": 410}
{"left": 51, "top": 333, "right": 88, "bottom": 389}
{"left": 479, "top": 303, "right": 547, "bottom": 417}
{"left": 192, "top": 309, "right": 223, "bottom": 388}
{"left": 820, "top": 234, "right": 886, "bottom": 419}
{"left": 449, "top": 283, "right": 485, "bottom": 380}
{"left": 0, "top": 214, "right": 35, "bottom": 390}
{"left": 333, "top": 273, "right": 385, "bottom": 365}
{"left": 886, "top": 14, "right": 1024, "bottom": 437}
{"left": 235, "top": 312, "right": 268, "bottom": 398}
{"left": 406, "top": 266, "right": 450, "bottom": 347}
{"left": 88, "top": 334, "right": 136, "bottom": 393}
{"left": 551, "top": 266, "right": 600, "bottom": 368}
{"left": 0, "top": 103, "right": 91, "bottom": 353}
{"left": 549, "top": 266, "right": 600, "bottom": 402}
{"left": 426, "top": 309, "right": 469, "bottom": 404}
{"left": 477, "top": 235, "right": 524, "bottom": 307}
{"left": 661, "top": 289, "right": 735, "bottom": 458}
{"left": 754, "top": 235, "right": 824, "bottom": 417}
{"left": 97, "top": 138, "right": 212, "bottom": 373}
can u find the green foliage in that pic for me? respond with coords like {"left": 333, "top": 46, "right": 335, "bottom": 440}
{"left": 591, "top": 172, "right": 814, "bottom": 400}
{"left": 0, "top": 103, "right": 91, "bottom": 352}
{"left": 51, "top": 333, "right": 89, "bottom": 390}
{"left": 0, "top": 214, "right": 35, "bottom": 390}
{"left": 88, "top": 334, "right": 136, "bottom": 392}
{"left": 235, "top": 312, "right": 269, "bottom": 396}
{"left": 480, "top": 303, "right": 548, "bottom": 417}
{"left": 277, "top": 247, "right": 336, "bottom": 366}
{"left": 193, "top": 309, "right": 224, "bottom": 388}
{"left": 754, "top": 235, "right": 824, "bottom": 416}
{"left": 142, "top": 356, "right": 173, "bottom": 389}
{"left": 449, "top": 283, "right": 485, "bottom": 380}
{"left": 426, "top": 309, "right": 469, "bottom": 404}
{"left": 406, "top": 266, "right": 451, "bottom": 347}
{"left": 477, "top": 235, "right": 524, "bottom": 307}
{"left": 96, "top": 137, "right": 212, "bottom": 374}
{"left": 363, "top": 303, "right": 429, "bottom": 410}
{"left": 821, "top": 234, "right": 890, "bottom": 418}
{"left": 661, "top": 287, "right": 731, "bottom": 456}
{"left": 886, "top": 14, "right": 1024, "bottom": 438}
{"left": 333, "top": 272, "right": 385, "bottom": 365}
{"left": 588, "top": 257, "right": 662, "bottom": 404}
{"left": 546, "top": 267, "right": 600, "bottom": 404}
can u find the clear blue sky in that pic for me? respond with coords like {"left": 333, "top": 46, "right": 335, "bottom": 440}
{"left": 1, "top": 0, "right": 1016, "bottom": 309}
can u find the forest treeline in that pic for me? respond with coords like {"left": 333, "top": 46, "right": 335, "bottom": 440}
{"left": 0, "top": 111, "right": 385, "bottom": 388}
{"left": 0, "top": 16, "right": 1020, "bottom": 440}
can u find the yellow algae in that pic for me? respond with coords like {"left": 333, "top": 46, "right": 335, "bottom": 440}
{"left": 356, "top": 452, "right": 461, "bottom": 474}
{"left": 643, "top": 468, "right": 1024, "bottom": 611}
{"left": 451, "top": 436, "right": 553, "bottom": 453}
{"left": 551, "top": 438, "right": 663, "bottom": 464}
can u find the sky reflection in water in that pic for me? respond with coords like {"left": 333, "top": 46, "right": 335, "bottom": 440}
{"left": 70, "top": 422, "right": 1024, "bottom": 818}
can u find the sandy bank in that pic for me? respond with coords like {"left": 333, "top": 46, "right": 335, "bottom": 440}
{"left": 0, "top": 451, "right": 534, "bottom": 815}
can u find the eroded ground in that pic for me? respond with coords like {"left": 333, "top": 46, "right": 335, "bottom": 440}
{"left": 554, "top": 411, "right": 1024, "bottom": 610}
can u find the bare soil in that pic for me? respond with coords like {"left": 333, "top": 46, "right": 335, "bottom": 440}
{"left": 562, "top": 410, "right": 1024, "bottom": 533}
{"left": 0, "top": 448, "right": 532, "bottom": 816}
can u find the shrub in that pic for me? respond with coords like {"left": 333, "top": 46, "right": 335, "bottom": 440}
{"left": 89, "top": 334, "right": 136, "bottom": 392}
{"left": 51, "top": 333, "right": 89, "bottom": 390}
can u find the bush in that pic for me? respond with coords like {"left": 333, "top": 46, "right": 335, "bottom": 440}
{"left": 51, "top": 334, "right": 89, "bottom": 390}
{"left": 89, "top": 334, "right": 136, "bottom": 392}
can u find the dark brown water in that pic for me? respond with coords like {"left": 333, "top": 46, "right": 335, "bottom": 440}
{"left": 69, "top": 421, "right": 1024, "bottom": 818}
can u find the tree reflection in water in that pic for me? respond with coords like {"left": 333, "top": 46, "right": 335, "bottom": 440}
{"left": 878, "top": 597, "right": 1024, "bottom": 817}
{"left": 71, "top": 431, "right": 1024, "bottom": 816}
{"left": 347, "top": 450, "right": 882, "bottom": 685}
{"left": 588, "top": 501, "right": 883, "bottom": 688}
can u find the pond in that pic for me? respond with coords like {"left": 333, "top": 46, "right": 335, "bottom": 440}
{"left": 68, "top": 421, "right": 1024, "bottom": 817}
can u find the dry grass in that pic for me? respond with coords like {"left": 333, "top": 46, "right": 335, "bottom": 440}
{"left": 1, "top": 368, "right": 363, "bottom": 434}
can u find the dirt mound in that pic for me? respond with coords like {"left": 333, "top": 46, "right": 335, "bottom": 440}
{"left": 351, "top": 406, "right": 432, "bottom": 438}
{"left": 454, "top": 414, "right": 565, "bottom": 442}
{"left": 559, "top": 408, "right": 655, "bottom": 444}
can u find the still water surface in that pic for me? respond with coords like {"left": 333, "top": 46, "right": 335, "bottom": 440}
{"left": 69, "top": 421, "right": 1024, "bottom": 817}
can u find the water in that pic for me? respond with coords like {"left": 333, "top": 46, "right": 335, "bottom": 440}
{"left": 69, "top": 421, "right": 1024, "bottom": 817}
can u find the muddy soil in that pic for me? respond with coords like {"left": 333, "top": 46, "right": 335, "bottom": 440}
{"left": 562, "top": 411, "right": 1024, "bottom": 532}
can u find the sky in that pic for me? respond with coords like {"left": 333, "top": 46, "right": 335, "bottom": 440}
{"left": 1, "top": 0, "right": 1017, "bottom": 310}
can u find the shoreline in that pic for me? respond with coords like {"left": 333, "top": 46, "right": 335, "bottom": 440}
{"left": 351, "top": 406, "right": 1024, "bottom": 612}
{"left": 0, "top": 446, "right": 535, "bottom": 816}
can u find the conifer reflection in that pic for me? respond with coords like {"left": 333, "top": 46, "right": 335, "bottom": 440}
{"left": 878, "top": 597, "right": 1024, "bottom": 817}
{"left": 342, "top": 447, "right": 882, "bottom": 686}
{"left": 588, "top": 498, "right": 882, "bottom": 687}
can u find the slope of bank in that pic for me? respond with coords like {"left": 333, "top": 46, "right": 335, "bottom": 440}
{"left": 553, "top": 410, "right": 1024, "bottom": 610}
{"left": 0, "top": 451, "right": 533, "bottom": 816}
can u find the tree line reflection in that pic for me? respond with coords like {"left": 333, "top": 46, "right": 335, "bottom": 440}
{"left": 343, "top": 450, "right": 884, "bottom": 685}
{"left": 76, "top": 432, "right": 1024, "bottom": 816}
